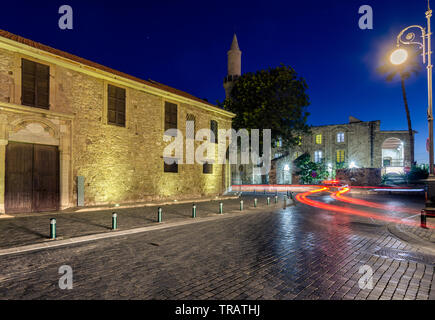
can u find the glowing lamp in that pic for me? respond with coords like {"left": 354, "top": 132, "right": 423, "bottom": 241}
{"left": 390, "top": 48, "right": 408, "bottom": 65}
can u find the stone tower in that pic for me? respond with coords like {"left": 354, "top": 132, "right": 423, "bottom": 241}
{"left": 223, "top": 34, "right": 242, "bottom": 99}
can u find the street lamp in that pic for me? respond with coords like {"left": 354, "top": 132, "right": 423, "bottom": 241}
{"left": 391, "top": 2, "right": 435, "bottom": 211}
{"left": 390, "top": 48, "right": 408, "bottom": 65}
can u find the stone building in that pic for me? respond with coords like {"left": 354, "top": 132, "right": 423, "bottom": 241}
{"left": 0, "top": 30, "right": 235, "bottom": 214}
{"left": 288, "top": 116, "right": 415, "bottom": 178}
{"left": 223, "top": 35, "right": 414, "bottom": 186}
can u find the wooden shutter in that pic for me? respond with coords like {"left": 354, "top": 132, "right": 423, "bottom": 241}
{"left": 186, "top": 114, "right": 195, "bottom": 139}
{"left": 210, "top": 120, "right": 218, "bottom": 143}
{"left": 108, "top": 84, "right": 126, "bottom": 126}
{"left": 165, "top": 102, "right": 177, "bottom": 132}
{"left": 21, "top": 59, "right": 36, "bottom": 107}
{"left": 21, "top": 59, "right": 49, "bottom": 109}
{"left": 35, "top": 63, "right": 49, "bottom": 108}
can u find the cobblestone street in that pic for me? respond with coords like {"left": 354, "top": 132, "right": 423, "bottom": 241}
{"left": 0, "top": 192, "right": 434, "bottom": 300}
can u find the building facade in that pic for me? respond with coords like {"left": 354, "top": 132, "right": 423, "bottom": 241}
{"left": 0, "top": 30, "right": 234, "bottom": 214}
{"left": 288, "top": 116, "right": 415, "bottom": 177}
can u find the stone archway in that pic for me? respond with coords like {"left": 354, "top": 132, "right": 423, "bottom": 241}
{"left": 0, "top": 116, "right": 72, "bottom": 213}
{"left": 382, "top": 137, "right": 404, "bottom": 174}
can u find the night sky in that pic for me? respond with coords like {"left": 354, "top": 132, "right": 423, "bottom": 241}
{"left": 1, "top": 0, "right": 432, "bottom": 163}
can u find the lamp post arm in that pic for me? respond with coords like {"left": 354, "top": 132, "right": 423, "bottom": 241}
{"left": 396, "top": 25, "right": 426, "bottom": 63}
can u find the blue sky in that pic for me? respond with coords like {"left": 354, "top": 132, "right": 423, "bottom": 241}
{"left": 1, "top": 0, "right": 432, "bottom": 163}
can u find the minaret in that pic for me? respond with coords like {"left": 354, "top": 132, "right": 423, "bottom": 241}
{"left": 223, "top": 34, "right": 242, "bottom": 99}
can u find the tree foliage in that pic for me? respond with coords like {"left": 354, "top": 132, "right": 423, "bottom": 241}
{"left": 293, "top": 153, "right": 328, "bottom": 184}
{"left": 221, "top": 64, "right": 310, "bottom": 148}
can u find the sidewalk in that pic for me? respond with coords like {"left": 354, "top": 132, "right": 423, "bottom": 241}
{"left": 0, "top": 193, "right": 289, "bottom": 251}
{"left": 389, "top": 217, "right": 435, "bottom": 254}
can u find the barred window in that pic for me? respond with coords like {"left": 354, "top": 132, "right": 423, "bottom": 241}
{"left": 314, "top": 150, "right": 323, "bottom": 163}
{"left": 336, "top": 150, "right": 345, "bottom": 164}
{"left": 337, "top": 132, "right": 345, "bottom": 143}
{"left": 108, "top": 84, "right": 126, "bottom": 127}
{"left": 21, "top": 59, "right": 50, "bottom": 109}
{"left": 315, "top": 134, "right": 322, "bottom": 144}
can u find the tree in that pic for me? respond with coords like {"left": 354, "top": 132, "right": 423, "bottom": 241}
{"left": 293, "top": 153, "right": 328, "bottom": 184}
{"left": 377, "top": 49, "right": 421, "bottom": 165}
{"left": 221, "top": 64, "right": 311, "bottom": 148}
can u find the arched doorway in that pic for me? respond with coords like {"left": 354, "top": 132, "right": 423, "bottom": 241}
{"left": 382, "top": 137, "right": 404, "bottom": 174}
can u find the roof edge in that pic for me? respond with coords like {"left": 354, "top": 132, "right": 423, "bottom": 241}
{"left": 0, "top": 29, "right": 235, "bottom": 119}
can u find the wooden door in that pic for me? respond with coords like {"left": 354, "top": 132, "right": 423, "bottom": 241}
{"left": 5, "top": 142, "right": 59, "bottom": 213}
{"left": 5, "top": 142, "right": 33, "bottom": 213}
{"left": 33, "top": 144, "right": 59, "bottom": 212}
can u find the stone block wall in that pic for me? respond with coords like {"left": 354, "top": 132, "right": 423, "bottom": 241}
{"left": 0, "top": 44, "right": 233, "bottom": 211}
{"left": 335, "top": 168, "right": 382, "bottom": 186}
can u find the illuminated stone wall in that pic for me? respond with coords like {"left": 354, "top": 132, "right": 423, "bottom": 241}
{"left": 0, "top": 46, "right": 233, "bottom": 210}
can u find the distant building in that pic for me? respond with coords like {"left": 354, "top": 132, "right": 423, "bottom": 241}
{"left": 271, "top": 116, "right": 415, "bottom": 184}
{"left": 223, "top": 36, "right": 415, "bottom": 186}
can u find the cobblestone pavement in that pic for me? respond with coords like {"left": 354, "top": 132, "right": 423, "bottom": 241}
{"left": 0, "top": 196, "right": 262, "bottom": 249}
{"left": 0, "top": 192, "right": 434, "bottom": 300}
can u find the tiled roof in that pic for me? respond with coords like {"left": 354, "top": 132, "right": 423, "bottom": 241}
{"left": 0, "top": 29, "right": 225, "bottom": 112}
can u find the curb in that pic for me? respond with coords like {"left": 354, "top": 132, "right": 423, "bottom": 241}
{"left": 0, "top": 195, "right": 241, "bottom": 219}
{"left": 387, "top": 221, "right": 435, "bottom": 256}
{"left": 0, "top": 201, "right": 291, "bottom": 257}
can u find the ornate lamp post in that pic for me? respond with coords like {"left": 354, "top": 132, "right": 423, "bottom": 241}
{"left": 390, "top": 1, "right": 435, "bottom": 210}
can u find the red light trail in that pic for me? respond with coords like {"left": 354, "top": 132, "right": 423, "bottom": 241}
{"left": 330, "top": 187, "right": 420, "bottom": 215}
{"left": 295, "top": 187, "right": 434, "bottom": 229}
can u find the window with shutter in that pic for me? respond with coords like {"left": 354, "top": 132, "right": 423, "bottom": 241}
{"left": 210, "top": 120, "right": 218, "bottom": 144}
{"left": 21, "top": 59, "right": 49, "bottom": 109}
{"left": 108, "top": 84, "right": 126, "bottom": 127}
{"left": 165, "top": 102, "right": 178, "bottom": 135}
{"left": 186, "top": 113, "right": 195, "bottom": 140}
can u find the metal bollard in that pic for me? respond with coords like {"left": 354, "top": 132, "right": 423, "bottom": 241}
{"left": 112, "top": 212, "right": 117, "bottom": 230}
{"left": 219, "top": 202, "right": 223, "bottom": 214}
{"left": 240, "top": 200, "right": 244, "bottom": 211}
{"left": 50, "top": 218, "right": 56, "bottom": 239}
{"left": 274, "top": 195, "right": 278, "bottom": 203}
{"left": 158, "top": 207, "right": 162, "bottom": 223}
{"left": 267, "top": 197, "right": 270, "bottom": 205}
{"left": 254, "top": 198, "right": 258, "bottom": 207}
{"left": 192, "top": 204, "right": 197, "bottom": 218}
{"left": 421, "top": 209, "right": 427, "bottom": 228}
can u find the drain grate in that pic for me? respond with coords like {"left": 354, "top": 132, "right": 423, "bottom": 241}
{"left": 373, "top": 247, "right": 435, "bottom": 266}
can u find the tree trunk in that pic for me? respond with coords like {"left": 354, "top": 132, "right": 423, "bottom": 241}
{"left": 400, "top": 76, "right": 415, "bottom": 166}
